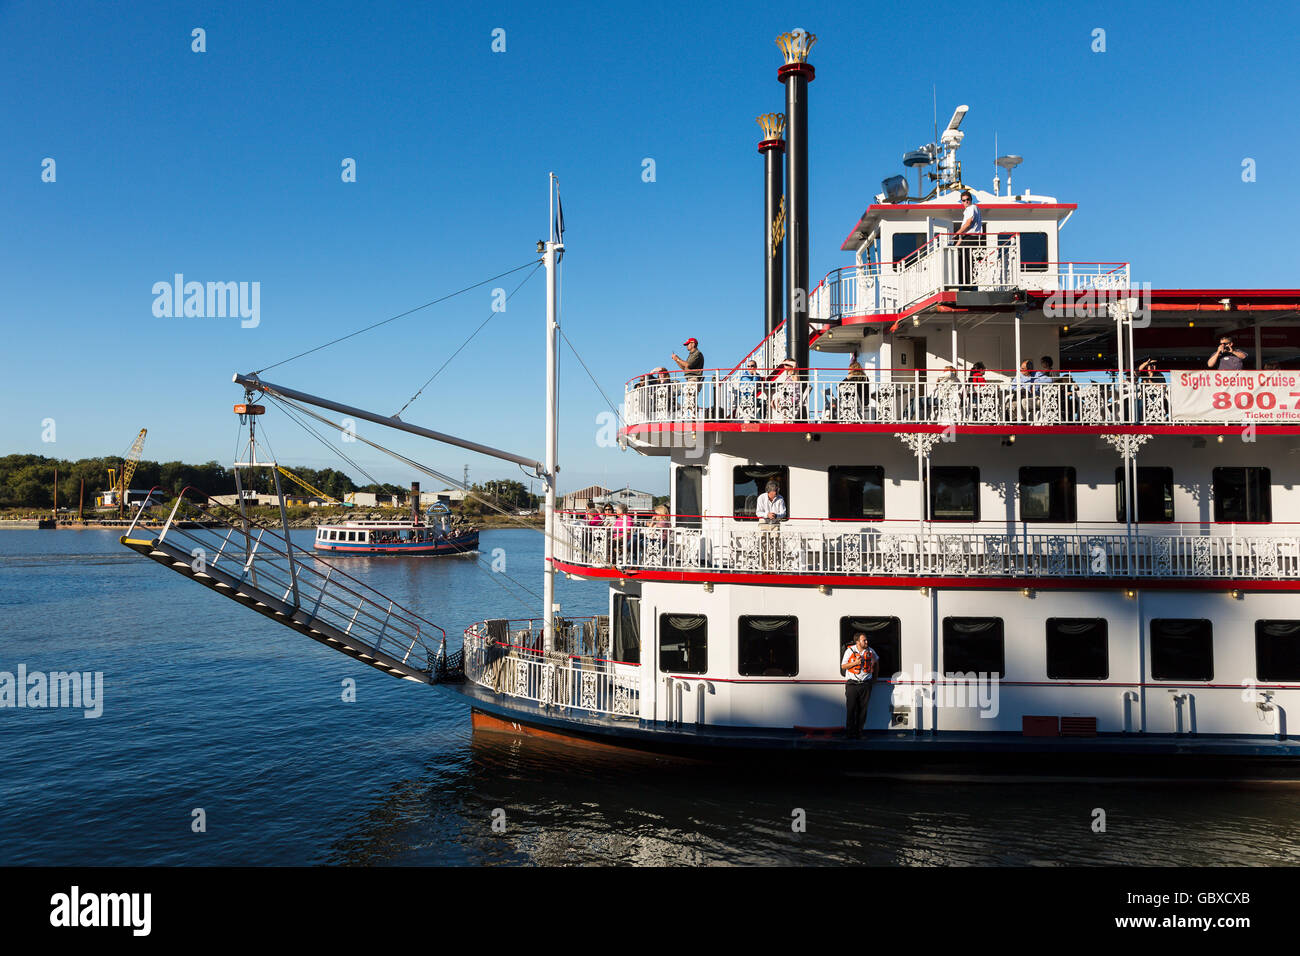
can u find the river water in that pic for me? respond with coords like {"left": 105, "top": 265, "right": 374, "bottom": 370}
{"left": 2, "top": 528, "right": 1298, "bottom": 866}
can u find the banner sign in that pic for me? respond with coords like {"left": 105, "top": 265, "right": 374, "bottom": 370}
{"left": 1170, "top": 370, "right": 1300, "bottom": 422}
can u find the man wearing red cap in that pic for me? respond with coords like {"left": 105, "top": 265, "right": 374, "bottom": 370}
{"left": 672, "top": 337, "right": 703, "bottom": 381}
{"left": 671, "top": 338, "right": 706, "bottom": 420}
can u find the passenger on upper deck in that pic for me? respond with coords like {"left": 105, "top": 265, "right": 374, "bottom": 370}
{"left": 672, "top": 337, "right": 704, "bottom": 380}
{"left": 953, "top": 190, "right": 983, "bottom": 288}
{"left": 969, "top": 361, "right": 988, "bottom": 384}
{"left": 1208, "top": 336, "right": 1247, "bottom": 371}
{"left": 1013, "top": 359, "right": 1038, "bottom": 390}
{"left": 1038, "top": 356, "right": 1059, "bottom": 383}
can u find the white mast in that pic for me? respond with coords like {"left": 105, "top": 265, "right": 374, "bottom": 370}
{"left": 542, "top": 172, "right": 563, "bottom": 653}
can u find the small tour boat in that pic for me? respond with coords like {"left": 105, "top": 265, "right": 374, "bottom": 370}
{"left": 315, "top": 498, "right": 478, "bottom": 556}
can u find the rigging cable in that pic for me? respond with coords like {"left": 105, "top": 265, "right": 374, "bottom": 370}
{"left": 264, "top": 395, "right": 545, "bottom": 608}
{"left": 253, "top": 259, "right": 541, "bottom": 375}
{"left": 558, "top": 326, "right": 625, "bottom": 427}
{"left": 393, "top": 260, "right": 544, "bottom": 418}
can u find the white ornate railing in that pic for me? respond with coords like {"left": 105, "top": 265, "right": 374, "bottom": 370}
{"left": 623, "top": 372, "right": 1182, "bottom": 428}
{"left": 462, "top": 624, "right": 640, "bottom": 718}
{"left": 808, "top": 233, "right": 1129, "bottom": 321}
{"left": 556, "top": 518, "right": 1300, "bottom": 581}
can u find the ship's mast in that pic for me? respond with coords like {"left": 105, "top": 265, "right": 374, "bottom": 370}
{"left": 542, "top": 173, "right": 563, "bottom": 653}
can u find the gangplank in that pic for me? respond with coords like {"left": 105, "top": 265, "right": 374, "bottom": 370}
{"left": 120, "top": 490, "right": 462, "bottom": 684}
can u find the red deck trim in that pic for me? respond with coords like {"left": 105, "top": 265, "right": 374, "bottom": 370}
{"left": 551, "top": 559, "right": 1300, "bottom": 592}
{"left": 620, "top": 422, "right": 1300, "bottom": 438}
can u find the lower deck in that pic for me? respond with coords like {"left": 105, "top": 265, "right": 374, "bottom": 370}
{"left": 453, "top": 680, "right": 1300, "bottom": 778}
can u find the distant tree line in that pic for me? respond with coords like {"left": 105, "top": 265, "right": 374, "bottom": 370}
{"left": 0, "top": 454, "right": 362, "bottom": 509}
{"left": 0, "top": 454, "right": 544, "bottom": 511}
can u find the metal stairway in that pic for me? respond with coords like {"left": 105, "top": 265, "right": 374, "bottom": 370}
{"left": 120, "top": 491, "right": 460, "bottom": 684}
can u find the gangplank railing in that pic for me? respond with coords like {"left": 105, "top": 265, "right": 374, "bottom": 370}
{"left": 135, "top": 491, "right": 450, "bottom": 678}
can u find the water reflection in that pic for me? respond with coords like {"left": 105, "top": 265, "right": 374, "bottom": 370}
{"left": 329, "top": 725, "right": 1300, "bottom": 867}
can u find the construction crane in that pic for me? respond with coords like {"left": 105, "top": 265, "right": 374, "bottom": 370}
{"left": 114, "top": 428, "right": 148, "bottom": 519}
{"left": 275, "top": 466, "right": 352, "bottom": 507}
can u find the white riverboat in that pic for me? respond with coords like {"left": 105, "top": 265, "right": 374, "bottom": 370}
{"left": 123, "top": 29, "right": 1300, "bottom": 775}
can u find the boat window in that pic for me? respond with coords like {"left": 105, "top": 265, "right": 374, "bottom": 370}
{"left": 1115, "top": 467, "right": 1174, "bottom": 522}
{"left": 1045, "top": 618, "right": 1109, "bottom": 680}
{"left": 733, "top": 466, "right": 789, "bottom": 520}
{"left": 1150, "top": 619, "right": 1213, "bottom": 681}
{"left": 1255, "top": 621, "right": 1300, "bottom": 682}
{"left": 942, "top": 617, "right": 1005, "bottom": 678}
{"left": 738, "top": 616, "right": 798, "bottom": 677}
{"left": 927, "top": 467, "right": 980, "bottom": 521}
{"left": 840, "top": 617, "right": 900, "bottom": 680}
{"left": 659, "top": 614, "right": 707, "bottom": 674}
{"left": 1000, "top": 231, "right": 1048, "bottom": 271}
{"left": 1212, "top": 467, "right": 1271, "bottom": 522}
{"left": 613, "top": 594, "right": 641, "bottom": 665}
{"left": 891, "top": 232, "right": 927, "bottom": 266}
{"left": 828, "top": 466, "right": 884, "bottom": 520}
{"left": 1018, "top": 466, "right": 1076, "bottom": 522}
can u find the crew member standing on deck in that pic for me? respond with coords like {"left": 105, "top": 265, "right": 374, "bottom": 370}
{"left": 952, "top": 190, "right": 983, "bottom": 288}
{"left": 841, "top": 632, "right": 879, "bottom": 739}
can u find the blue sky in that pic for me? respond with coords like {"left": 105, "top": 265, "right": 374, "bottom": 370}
{"left": 3, "top": 0, "right": 1298, "bottom": 495}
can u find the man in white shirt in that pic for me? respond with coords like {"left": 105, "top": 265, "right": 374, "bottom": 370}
{"left": 841, "top": 632, "right": 880, "bottom": 739}
{"left": 755, "top": 480, "right": 787, "bottom": 524}
{"left": 755, "top": 479, "right": 786, "bottom": 569}
{"left": 953, "top": 190, "right": 983, "bottom": 288}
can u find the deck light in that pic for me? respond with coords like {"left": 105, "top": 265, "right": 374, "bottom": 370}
{"left": 919, "top": 586, "right": 930, "bottom": 596}
{"left": 1230, "top": 589, "right": 1243, "bottom": 600}
{"left": 1216, "top": 435, "right": 1224, "bottom": 444}
{"left": 1124, "top": 589, "right": 1137, "bottom": 599}
{"left": 703, "top": 581, "right": 714, "bottom": 592}
{"left": 1021, "top": 588, "right": 1033, "bottom": 598}
{"left": 1188, "top": 321, "right": 1195, "bottom": 328}
{"left": 536, "top": 240, "right": 545, "bottom": 253}
{"left": 818, "top": 584, "right": 830, "bottom": 594}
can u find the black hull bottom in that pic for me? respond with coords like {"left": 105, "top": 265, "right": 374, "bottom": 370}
{"left": 452, "top": 683, "right": 1300, "bottom": 781}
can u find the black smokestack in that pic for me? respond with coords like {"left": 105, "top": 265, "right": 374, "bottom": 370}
{"left": 411, "top": 481, "right": 420, "bottom": 523}
{"left": 777, "top": 30, "right": 815, "bottom": 372}
{"left": 757, "top": 113, "right": 786, "bottom": 343}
